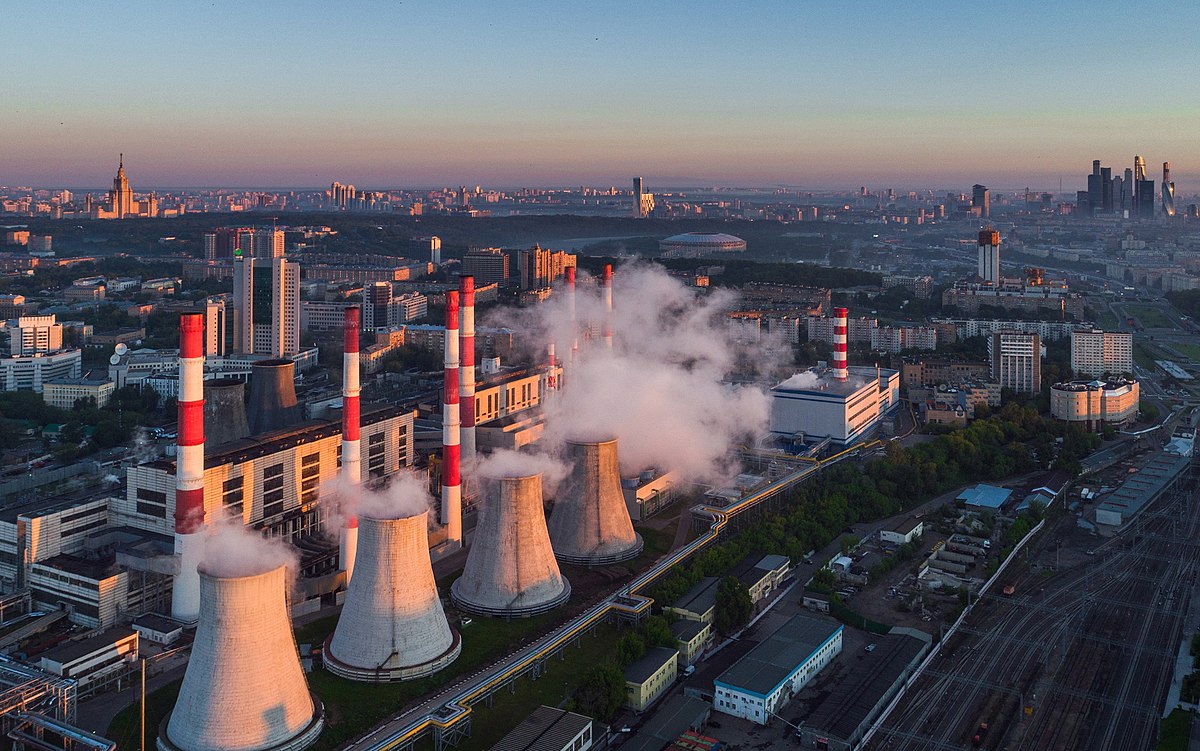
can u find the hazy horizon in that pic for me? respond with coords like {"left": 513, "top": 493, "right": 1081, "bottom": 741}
{"left": 4, "top": 1, "right": 1198, "bottom": 191}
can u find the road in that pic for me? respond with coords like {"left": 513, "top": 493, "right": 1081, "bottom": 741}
{"left": 868, "top": 464, "right": 1199, "bottom": 751}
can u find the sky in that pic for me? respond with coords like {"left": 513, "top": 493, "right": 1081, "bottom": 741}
{"left": 3, "top": 1, "right": 1198, "bottom": 190}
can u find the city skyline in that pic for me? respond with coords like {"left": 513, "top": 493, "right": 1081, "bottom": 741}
{"left": 4, "top": 1, "right": 1198, "bottom": 190}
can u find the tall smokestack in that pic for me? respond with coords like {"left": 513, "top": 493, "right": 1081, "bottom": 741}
{"left": 832, "top": 306, "right": 848, "bottom": 381}
{"left": 566, "top": 267, "right": 578, "bottom": 360}
{"left": 162, "top": 565, "right": 324, "bottom": 751}
{"left": 325, "top": 511, "right": 461, "bottom": 681}
{"left": 171, "top": 313, "right": 206, "bottom": 624}
{"left": 340, "top": 306, "right": 361, "bottom": 582}
{"left": 548, "top": 438, "right": 642, "bottom": 565}
{"left": 547, "top": 342, "right": 557, "bottom": 392}
{"left": 451, "top": 472, "right": 570, "bottom": 617}
{"left": 601, "top": 263, "right": 613, "bottom": 350}
{"left": 459, "top": 275, "right": 476, "bottom": 461}
{"left": 441, "top": 291, "right": 462, "bottom": 547}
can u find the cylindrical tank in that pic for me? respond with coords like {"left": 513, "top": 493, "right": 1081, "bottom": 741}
{"left": 451, "top": 473, "right": 570, "bottom": 617}
{"left": 203, "top": 378, "right": 250, "bottom": 447}
{"left": 548, "top": 438, "right": 643, "bottom": 566}
{"left": 325, "top": 511, "right": 460, "bottom": 681}
{"left": 246, "top": 359, "right": 301, "bottom": 435}
{"left": 159, "top": 565, "right": 323, "bottom": 751}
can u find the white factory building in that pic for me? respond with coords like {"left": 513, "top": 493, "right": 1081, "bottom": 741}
{"left": 769, "top": 365, "right": 900, "bottom": 445}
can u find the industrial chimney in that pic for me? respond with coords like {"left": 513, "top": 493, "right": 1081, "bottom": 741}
{"left": 548, "top": 438, "right": 643, "bottom": 565}
{"left": 325, "top": 511, "right": 461, "bottom": 681}
{"left": 203, "top": 378, "right": 249, "bottom": 447}
{"left": 459, "top": 275, "right": 476, "bottom": 462}
{"left": 601, "top": 263, "right": 613, "bottom": 350}
{"left": 451, "top": 472, "right": 570, "bottom": 617}
{"left": 441, "top": 291, "right": 462, "bottom": 547}
{"left": 832, "top": 307, "right": 848, "bottom": 381}
{"left": 566, "top": 266, "right": 578, "bottom": 361}
{"left": 160, "top": 565, "right": 324, "bottom": 751}
{"left": 171, "top": 314, "right": 206, "bottom": 624}
{"left": 340, "top": 306, "right": 361, "bottom": 581}
{"left": 246, "top": 359, "right": 301, "bottom": 435}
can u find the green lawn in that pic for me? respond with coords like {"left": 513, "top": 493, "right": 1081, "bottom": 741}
{"left": 1094, "top": 308, "right": 1120, "bottom": 330}
{"left": 1134, "top": 343, "right": 1158, "bottom": 370}
{"left": 1157, "top": 708, "right": 1194, "bottom": 751}
{"left": 1172, "top": 342, "right": 1200, "bottom": 363}
{"left": 1127, "top": 305, "right": 1177, "bottom": 329}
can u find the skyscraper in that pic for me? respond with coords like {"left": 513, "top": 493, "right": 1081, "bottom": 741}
{"left": 1100, "top": 166, "right": 1113, "bottom": 213}
{"left": 633, "top": 177, "right": 654, "bottom": 218}
{"left": 977, "top": 229, "right": 1001, "bottom": 285}
{"left": 204, "top": 298, "right": 226, "bottom": 356}
{"left": 1162, "top": 162, "right": 1176, "bottom": 218}
{"left": 270, "top": 257, "right": 300, "bottom": 357}
{"left": 232, "top": 256, "right": 254, "bottom": 354}
{"left": 1086, "top": 160, "right": 1103, "bottom": 216}
{"left": 971, "top": 184, "right": 990, "bottom": 218}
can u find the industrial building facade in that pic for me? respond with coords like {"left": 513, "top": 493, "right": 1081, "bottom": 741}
{"left": 121, "top": 405, "right": 414, "bottom": 542}
{"left": 713, "top": 615, "right": 843, "bottom": 725}
{"left": 769, "top": 366, "right": 900, "bottom": 445}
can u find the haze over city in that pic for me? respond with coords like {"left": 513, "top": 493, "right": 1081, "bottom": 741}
{"left": 5, "top": 1, "right": 1199, "bottom": 189}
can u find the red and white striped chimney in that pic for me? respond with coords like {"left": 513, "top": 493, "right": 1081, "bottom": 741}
{"left": 601, "top": 263, "right": 613, "bottom": 350}
{"left": 171, "top": 313, "right": 206, "bottom": 623}
{"left": 832, "top": 306, "right": 849, "bottom": 381}
{"left": 566, "top": 267, "right": 578, "bottom": 360}
{"left": 340, "top": 306, "right": 361, "bottom": 581}
{"left": 459, "top": 276, "right": 476, "bottom": 462}
{"left": 547, "top": 342, "right": 557, "bottom": 391}
{"left": 442, "top": 291, "right": 462, "bottom": 547}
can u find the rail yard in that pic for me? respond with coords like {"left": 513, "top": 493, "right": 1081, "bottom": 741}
{"left": 869, "top": 463, "right": 1199, "bottom": 751}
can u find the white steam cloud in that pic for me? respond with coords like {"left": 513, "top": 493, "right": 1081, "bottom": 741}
{"left": 483, "top": 262, "right": 776, "bottom": 484}
{"left": 476, "top": 448, "right": 570, "bottom": 493}
{"left": 321, "top": 470, "right": 437, "bottom": 530}
{"left": 198, "top": 517, "right": 299, "bottom": 579}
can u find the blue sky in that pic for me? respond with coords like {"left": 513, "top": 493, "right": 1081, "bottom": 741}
{"left": 4, "top": 1, "right": 1197, "bottom": 189}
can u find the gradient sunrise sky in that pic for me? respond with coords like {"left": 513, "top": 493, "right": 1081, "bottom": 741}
{"left": 5, "top": 1, "right": 1197, "bottom": 190}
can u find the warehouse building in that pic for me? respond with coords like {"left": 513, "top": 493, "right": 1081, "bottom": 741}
{"left": 490, "top": 705, "right": 593, "bottom": 751}
{"left": 38, "top": 628, "right": 138, "bottom": 695}
{"left": 713, "top": 615, "right": 842, "bottom": 724}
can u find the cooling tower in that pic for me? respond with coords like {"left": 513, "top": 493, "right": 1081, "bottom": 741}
{"left": 548, "top": 438, "right": 643, "bottom": 565}
{"left": 159, "top": 565, "right": 323, "bottom": 751}
{"left": 325, "top": 511, "right": 461, "bottom": 681}
{"left": 203, "top": 378, "right": 249, "bottom": 447}
{"left": 451, "top": 473, "right": 570, "bottom": 617}
{"left": 246, "top": 359, "right": 301, "bottom": 435}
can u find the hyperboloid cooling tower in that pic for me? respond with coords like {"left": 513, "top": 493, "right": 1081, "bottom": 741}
{"left": 203, "top": 378, "right": 249, "bottom": 447}
{"left": 324, "top": 511, "right": 461, "bottom": 681}
{"left": 246, "top": 359, "right": 301, "bottom": 435}
{"left": 548, "top": 438, "right": 643, "bottom": 565}
{"left": 159, "top": 565, "right": 323, "bottom": 751}
{"left": 451, "top": 473, "right": 571, "bottom": 617}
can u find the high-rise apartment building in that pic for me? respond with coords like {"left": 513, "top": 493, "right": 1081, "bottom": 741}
{"left": 1070, "top": 329, "right": 1133, "bottom": 378}
{"left": 204, "top": 298, "right": 226, "bottom": 357}
{"left": 232, "top": 257, "right": 255, "bottom": 354}
{"left": 203, "top": 228, "right": 247, "bottom": 260}
{"left": 7, "top": 315, "right": 63, "bottom": 356}
{"left": 989, "top": 332, "right": 1041, "bottom": 394}
{"left": 977, "top": 229, "right": 1001, "bottom": 285}
{"left": 270, "top": 258, "right": 300, "bottom": 357}
{"left": 516, "top": 245, "right": 551, "bottom": 290}
{"left": 245, "top": 229, "right": 285, "bottom": 260}
{"left": 971, "top": 184, "right": 990, "bottom": 218}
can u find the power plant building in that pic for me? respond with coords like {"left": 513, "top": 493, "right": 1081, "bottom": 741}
{"left": 769, "top": 365, "right": 900, "bottom": 445}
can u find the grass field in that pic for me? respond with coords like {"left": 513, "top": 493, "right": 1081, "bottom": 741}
{"left": 1157, "top": 708, "right": 1194, "bottom": 750}
{"left": 1127, "top": 305, "right": 1177, "bottom": 329}
{"left": 1134, "top": 343, "right": 1158, "bottom": 370}
{"left": 1172, "top": 342, "right": 1200, "bottom": 363}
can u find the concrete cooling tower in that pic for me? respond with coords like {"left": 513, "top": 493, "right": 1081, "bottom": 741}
{"left": 548, "top": 438, "right": 643, "bottom": 565}
{"left": 203, "top": 378, "right": 249, "bottom": 447}
{"left": 324, "top": 511, "right": 461, "bottom": 681}
{"left": 451, "top": 473, "right": 570, "bottom": 617}
{"left": 159, "top": 565, "right": 323, "bottom": 751}
{"left": 246, "top": 359, "right": 301, "bottom": 435}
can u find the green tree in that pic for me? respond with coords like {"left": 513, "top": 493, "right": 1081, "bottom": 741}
{"left": 616, "top": 632, "right": 646, "bottom": 666}
{"left": 714, "top": 576, "right": 753, "bottom": 636}
{"left": 571, "top": 664, "right": 626, "bottom": 721}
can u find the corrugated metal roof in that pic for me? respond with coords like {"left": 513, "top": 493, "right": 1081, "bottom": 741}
{"left": 715, "top": 614, "right": 841, "bottom": 696}
{"left": 489, "top": 705, "right": 592, "bottom": 751}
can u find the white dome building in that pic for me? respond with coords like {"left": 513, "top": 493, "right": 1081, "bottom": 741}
{"left": 659, "top": 232, "right": 746, "bottom": 258}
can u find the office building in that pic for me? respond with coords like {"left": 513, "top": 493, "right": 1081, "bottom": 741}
{"left": 1070, "top": 329, "right": 1133, "bottom": 378}
{"left": 41, "top": 377, "right": 115, "bottom": 410}
{"left": 633, "top": 177, "right": 655, "bottom": 218}
{"left": 1163, "top": 162, "right": 1176, "bottom": 217}
{"left": 1051, "top": 379, "right": 1140, "bottom": 431}
{"left": 232, "top": 256, "right": 255, "bottom": 354}
{"left": 7, "top": 315, "right": 63, "bottom": 356}
{"left": 270, "top": 257, "right": 300, "bottom": 357}
{"left": 989, "top": 332, "right": 1041, "bottom": 394}
{"left": 971, "top": 184, "right": 990, "bottom": 218}
{"left": 462, "top": 248, "right": 509, "bottom": 286}
{"left": 977, "top": 229, "right": 1000, "bottom": 285}
{"left": 204, "top": 298, "right": 226, "bottom": 356}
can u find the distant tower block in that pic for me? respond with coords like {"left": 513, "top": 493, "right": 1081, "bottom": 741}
{"left": 977, "top": 229, "right": 1001, "bottom": 286}
{"left": 451, "top": 473, "right": 571, "bottom": 617}
{"left": 430, "top": 236, "right": 442, "bottom": 265}
{"left": 159, "top": 565, "right": 324, "bottom": 751}
{"left": 325, "top": 511, "right": 461, "bottom": 681}
{"left": 548, "top": 438, "right": 643, "bottom": 566}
